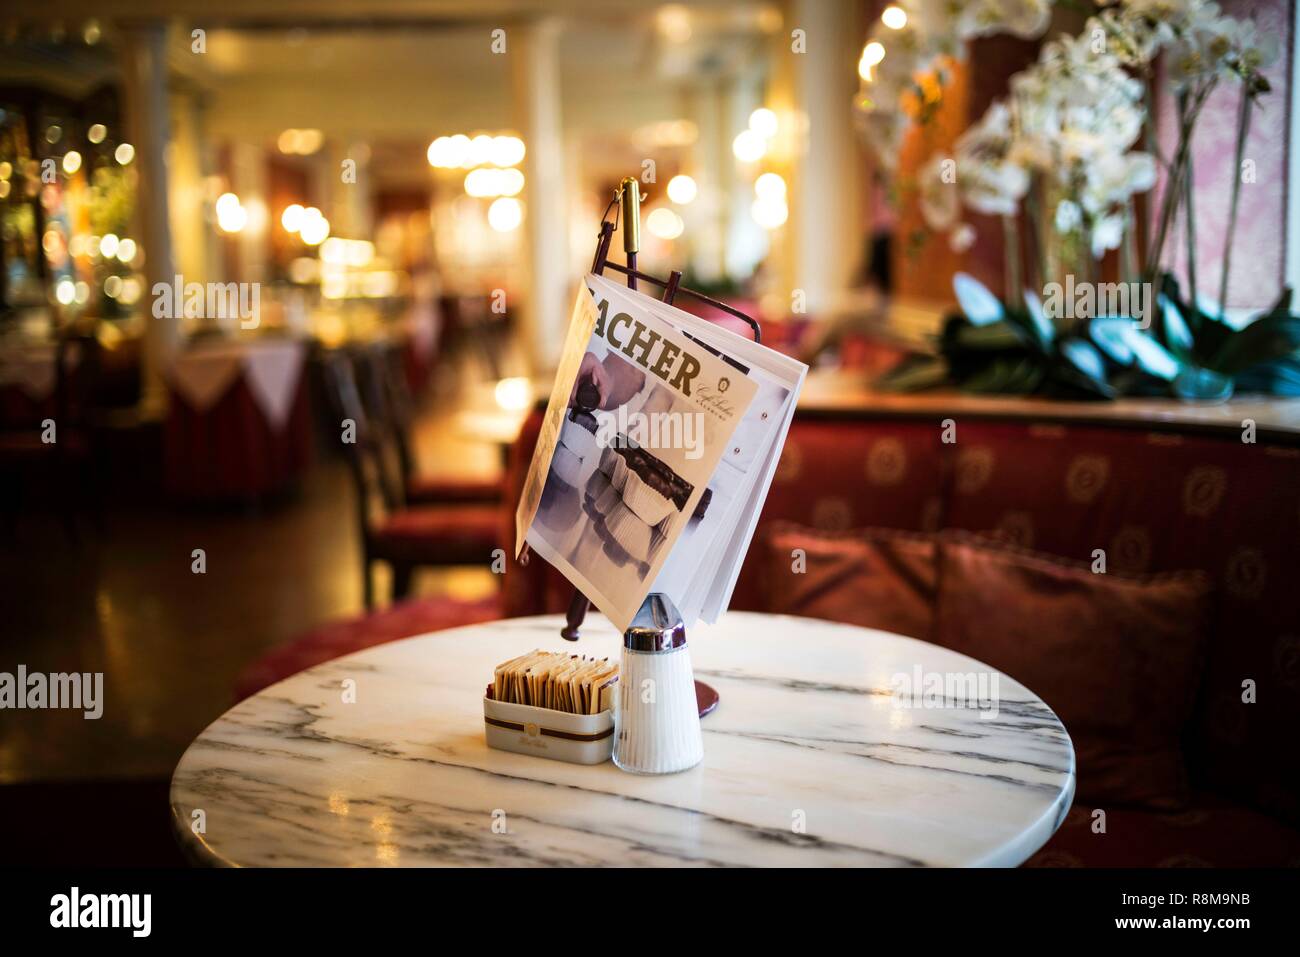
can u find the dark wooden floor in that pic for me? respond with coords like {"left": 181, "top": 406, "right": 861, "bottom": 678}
{"left": 0, "top": 382, "right": 500, "bottom": 865}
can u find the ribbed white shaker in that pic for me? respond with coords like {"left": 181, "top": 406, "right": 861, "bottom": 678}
{"left": 612, "top": 594, "right": 704, "bottom": 775}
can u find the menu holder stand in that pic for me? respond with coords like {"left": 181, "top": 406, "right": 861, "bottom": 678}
{"left": 533, "top": 177, "right": 755, "bottom": 718}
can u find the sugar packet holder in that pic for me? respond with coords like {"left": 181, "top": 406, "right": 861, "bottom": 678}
{"left": 483, "top": 687, "right": 614, "bottom": 765}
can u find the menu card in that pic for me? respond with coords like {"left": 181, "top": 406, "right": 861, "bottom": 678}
{"left": 515, "top": 273, "right": 806, "bottom": 632}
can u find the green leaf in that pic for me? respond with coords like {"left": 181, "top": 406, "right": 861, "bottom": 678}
{"left": 1060, "top": 338, "right": 1108, "bottom": 384}
{"left": 1208, "top": 311, "right": 1300, "bottom": 375}
{"left": 1021, "top": 289, "right": 1056, "bottom": 350}
{"left": 960, "top": 355, "right": 1045, "bottom": 394}
{"left": 1235, "top": 356, "right": 1300, "bottom": 395}
{"left": 1160, "top": 273, "right": 1198, "bottom": 336}
{"left": 875, "top": 356, "right": 950, "bottom": 392}
{"left": 953, "top": 272, "right": 1004, "bottom": 326}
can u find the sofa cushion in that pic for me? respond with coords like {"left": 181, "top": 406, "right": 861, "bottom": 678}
{"left": 1026, "top": 795, "right": 1300, "bottom": 867}
{"left": 762, "top": 522, "right": 936, "bottom": 639}
{"left": 941, "top": 421, "right": 1300, "bottom": 825}
{"left": 934, "top": 531, "right": 1212, "bottom": 811}
{"left": 729, "top": 418, "right": 948, "bottom": 611}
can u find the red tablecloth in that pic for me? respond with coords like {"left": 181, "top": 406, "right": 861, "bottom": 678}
{"left": 164, "top": 362, "right": 312, "bottom": 502}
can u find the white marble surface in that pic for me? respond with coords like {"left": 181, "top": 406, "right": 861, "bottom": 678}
{"left": 170, "top": 613, "right": 1075, "bottom": 867}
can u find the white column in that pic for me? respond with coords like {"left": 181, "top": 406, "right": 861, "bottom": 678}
{"left": 329, "top": 139, "right": 374, "bottom": 241}
{"left": 232, "top": 141, "right": 268, "bottom": 283}
{"left": 723, "top": 74, "right": 767, "bottom": 280}
{"left": 168, "top": 91, "right": 209, "bottom": 288}
{"left": 118, "top": 20, "right": 178, "bottom": 414}
{"left": 512, "top": 18, "right": 569, "bottom": 370}
{"left": 686, "top": 81, "right": 729, "bottom": 283}
{"left": 789, "top": 0, "right": 864, "bottom": 314}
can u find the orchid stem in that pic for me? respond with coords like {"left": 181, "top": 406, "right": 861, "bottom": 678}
{"left": 1219, "top": 86, "right": 1252, "bottom": 320}
{"left": 1003, "top": 214, "right": 1022, "bottom": 304}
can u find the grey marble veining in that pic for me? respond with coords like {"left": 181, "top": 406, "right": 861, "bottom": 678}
{"left": 170, "top": 613, "right": 1075, "bottom": 867}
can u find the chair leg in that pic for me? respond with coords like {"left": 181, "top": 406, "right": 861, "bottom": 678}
{"left": 363, "top": 553, "right": 375, "bottom": 611}
{"left": 391, "top": 563, "right": 414, "bottom": 603}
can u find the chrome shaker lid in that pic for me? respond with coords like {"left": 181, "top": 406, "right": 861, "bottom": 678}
{"left": 623, "top": 594, "right": 686, "bottom": 653}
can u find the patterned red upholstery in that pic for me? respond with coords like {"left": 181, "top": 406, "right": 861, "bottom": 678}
{"left": 234, "top": 594, "right": 501, "bottom": 701}
{"left": 938, "top": 422, "right": 1300, "bottom": 829}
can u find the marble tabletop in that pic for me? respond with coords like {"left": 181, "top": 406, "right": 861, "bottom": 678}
{"left": 170, "top": 613, "right": 1075, "bottom": 867}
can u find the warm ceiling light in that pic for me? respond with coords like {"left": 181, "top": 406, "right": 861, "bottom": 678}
{"left": 469, "top": 134, "right": 495, "bottom": 167}
{"left": 732, "top": 130, "right": 766, "bottom": 164}
{"left": 882, "top": 6, "right": 907, "bottom": 30}
{"left": 296, "top": 129, "right": 323, "bottom": 155}
{"left": 299, "top": 207, "right": 329, "bottom": 245}
{"left": 666, "top": 174, "right": 697, "bottom": 205}
{"left": 656, "top": 5, "right": 692, "bottom": 43}
{"left": 748, "top": 108, "right": 778, "bottom": 139}
{"left": 464, "top": 168, "right": 492, "bottom": 197}
{"left": 320, "top": 237, "right": 374, "bottom": 267}
{"left": 465, "top": 167, "right": 525, "bottom": 198}
{"left": 490, "top": 135, "right": 525, "bottom": 167}
{"left": 499, "top": 168, "right": 524, "bottom": 196}
{"left": 646, "top": 207, "right": 684, "bottom": 240}
{"left": 281, "top": 204, "right": 305, "bottom": 233}
{"left": 754, "top": 172, "right": 786, "bottom": 200}
{"left": 62, "top": 151, "right": 82, "bottom": 174}
{"left": 487, "top": 197, "right": 522, "bottom": 232}
{"left": 752, "top": 196, "right": 788, "bottom": 229}
{"left": 446, "top": 134, "right": 471, "bottom": 168}
{"left": 494, "top": 377, "right": 533, "bottom": 412}
{"left": 427, "top": 137, "right": 450, "bottom": 167}
{"left": 859, "top": 41, "right": 887, "bottom": 81}
{"left": 279, "top": 129, "right": 323, "bottom": 155}
{"left": 87, "top": 124, "right": 106, "bottom": 144}
{"left": 114, "top": 143, "right": 135, "bottom": 165}
{"left": 216, "top": 192, "right": 248, "bottom": 233}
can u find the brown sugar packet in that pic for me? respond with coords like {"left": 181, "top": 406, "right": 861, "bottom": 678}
{"left": 596, "top": 674, "right": 619, "bottom": 714}
{"left": 495, "top": 650, "right": 538, "bottom": 703}
{"left": 491, "top": 650, "right": 617, "bottom": 713}
{"left": 584, "top": 662, "right": 618, "bottom": 714}
{"left": 547, "top": 656, "right": 574, "bottom": 711}
{"left": 501, "top": 650, "right": 550, "bottom": 705}
{"left": 494, "top": 652, "right": 521, "bottom": 701}
{"left": 569, "top": 657, "right": 596, "bottom": 715}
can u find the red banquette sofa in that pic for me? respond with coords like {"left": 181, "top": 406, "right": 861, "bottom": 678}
{"left": 239, "top": 402, "right": 1300, "bottom": 867}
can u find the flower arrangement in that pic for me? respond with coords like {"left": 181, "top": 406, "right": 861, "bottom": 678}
{"left": 858, "top": 1, "right": 1299, "bottom": 400}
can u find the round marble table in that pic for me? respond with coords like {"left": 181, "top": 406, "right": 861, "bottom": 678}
{"left": 171, "top": 613, "right": 1075, "bottom": 867}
